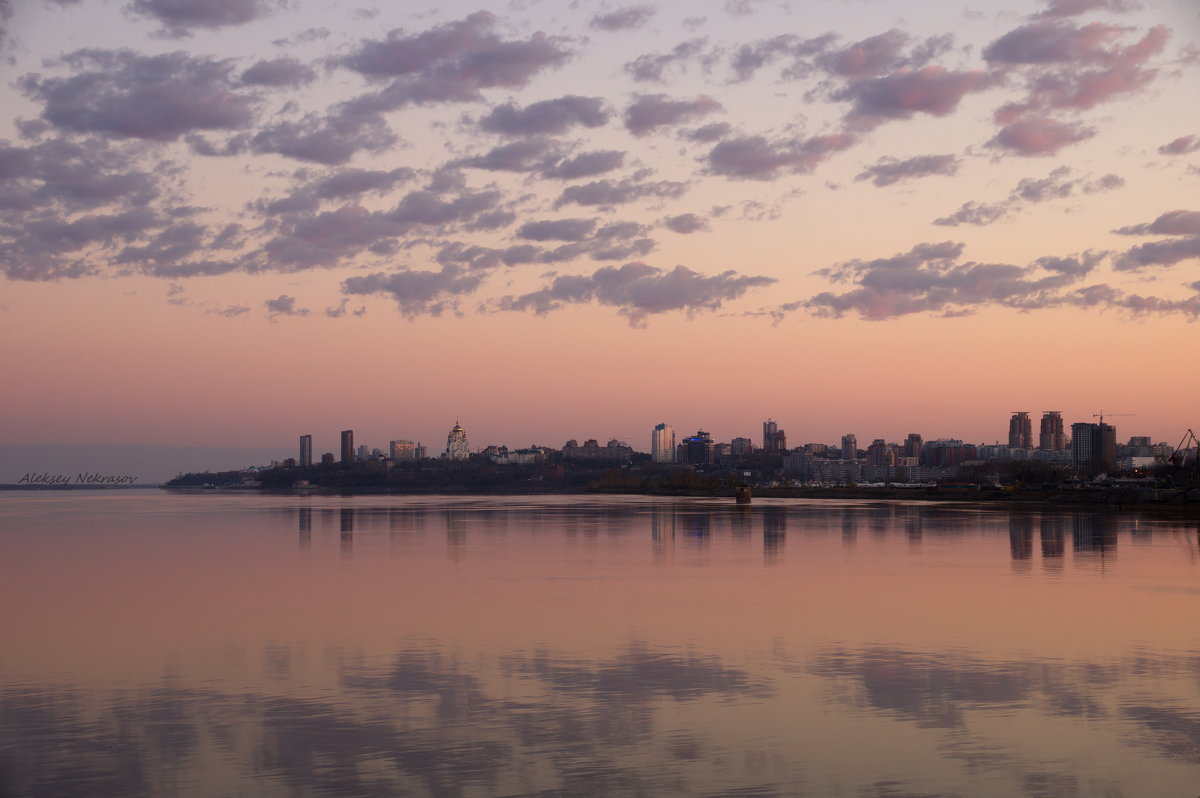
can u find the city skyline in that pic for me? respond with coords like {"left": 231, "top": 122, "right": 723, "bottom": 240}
{"left": 1, "top": 0, "right": 1197, "bottom": 456}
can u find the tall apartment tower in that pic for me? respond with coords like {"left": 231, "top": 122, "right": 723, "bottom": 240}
{"left": 651, "top": 423, "right": 676, "bottom": 463}
{"left": 1071, "top": 422, "right": 1117, "bottom": 473}
{"left": 903, "top": 433, "right": 923, "bottom": 459}
{"left": 1039, "top": 411, "right": 1065, "bottom": 450}
{"left": 1008, "top": 412, "right": 1033, "bottom": 449}
{"left": 299, "top": 434, "right": 312, "bottom": 467}
{"left": 841, "top": 434, "right": 857, "bottom": 461}
{"left": 763, "top": 419, "right": 778, "bottom": 450}
{"left": 340, "top": 430, "right": 354, "bottom": 465}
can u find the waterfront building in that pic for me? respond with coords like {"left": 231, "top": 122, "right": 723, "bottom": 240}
{"left": 841, "top": 434, "right": 858, "bottom": 461}
{"left": 1008, "top": 412, "right": 1033, "bottom": 449}
{"left": 763, "top": 419, "right": 778, "bottom": 450}
{"left": 340, "top": 430, "right": 354, "bottom": 465}
{"left": 684, "top": 430, "right": 715, "bottom": 465}
{"left": 1039, "top": 411, "right": 1066, "bottom": 451}
{"left": 651, "top": 423, "right": 676, "bottom": 463}
{"left": 903, "top": 433, "right": 923, "bottom": 459}
{"left": 299, "top": 434, "right": 312, "bottom": 467}
{"left": 390, "top": 440, "right": 415, "bottom": 460}
{"left": 730, "top": 437, "right": 755, "bottom": 457}
{"left": 1071, "top": 422, "right": 1117, "bottom": 474}
{"left": 446, "top": 422, "right": 470, "bottom": 460}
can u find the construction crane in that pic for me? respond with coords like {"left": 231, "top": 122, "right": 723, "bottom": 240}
{"left": 1172, "top": 428, "right": 1200, "bottom": 467}
{"left": 1092, "top": 411, "right": 1133, "bottom": 425}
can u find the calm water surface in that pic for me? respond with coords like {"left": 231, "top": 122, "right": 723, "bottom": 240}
{"left": 1, "top": 491, "right": 1199, "bottom": 797}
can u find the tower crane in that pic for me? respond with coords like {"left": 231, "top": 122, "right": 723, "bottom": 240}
{"left": 1092, "top": 411, "right": 1133, "bottom": 425}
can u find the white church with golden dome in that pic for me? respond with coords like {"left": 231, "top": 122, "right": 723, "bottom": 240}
{"left": 445, "top": 421, "right": 470, "bottom": 460}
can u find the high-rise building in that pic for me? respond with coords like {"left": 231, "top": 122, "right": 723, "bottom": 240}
{"left": 684, "top": 430, "right": 715, "bottom": 465}
{"left": 867, "top": 439, "right": 894, "bottom": 467}
{"left": 299, "top": 434, "right": 312, "bottom": 467}
{"left": 390, "top": 440, "right": 415, "bottom": 460}
{"left": 1039, "top": 411, "right": 1066, "bottom": 450}
{"left": 730, "top": 437, "right": 755, "bottom": 457}
{"left": 1071, "top": 422, "right": 1117, "bottom": 473}
{"left": 446, "top": 422, "right": 470, "bottom": 460}
{"left": 340, "top": 430, "right": 354, "bottom": 465}
{"left": 1008, "top": 411, "right": 1033, "bottom": 449}
{"left": 763, "top": 419, "right": 778, "bottom": 451}
{"left": 841, "top": 434, "right": 857, "bottom": 461}
{"left": 651, "top": 423, "right": 676, "bottom": 463}
{"left": 903, "top": 433, "right": 923, "bottom": 459}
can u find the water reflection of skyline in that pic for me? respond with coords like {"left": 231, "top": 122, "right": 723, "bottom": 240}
{"left": 3, "top": 495, "right": 1200, "bottom": 797}
{"left": 298, "top": 501, "right": 1200, "bottom": 568}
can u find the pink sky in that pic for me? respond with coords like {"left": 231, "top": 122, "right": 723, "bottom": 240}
{"left": 1, "top": 0, "right": 1198, "bottom": 456}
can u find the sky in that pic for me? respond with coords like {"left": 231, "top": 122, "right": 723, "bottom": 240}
{"left": 1, "top": 0, "right": 1198, "bottom": 466}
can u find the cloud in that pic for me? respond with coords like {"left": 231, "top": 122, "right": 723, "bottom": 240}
{"left": 624, "top": 38, "right": 712, "bottom": 83}
{"left": 1114, "top": 236, "right": 1200, "bottom": 271}
{"left": 125, "top": 0, "right": 277, "bottom": 36}
{"left": 681, "top": 122, "right": 731, "bottom": 143}
{"left": 989, "top": 116, "right": 1095, "bottom": 156}
{"left": 239, "top": 57, "right": 316, "bottom": 88}
{"left": 265, "top": 294, "right": 309, "bottom": 316}
{"left": 624, "top": 94, "right": 721, "bottom": 136}
{"left": 728, "top": 33, "right": 836, "bottom": 82}
{"left": 856, "top": 154, "right": 960, "bottom": 187}
{"left": 1113, "top": 210, "right": 1200, "bottom": 236}
{"left": 663, "top": 213, "right": 710, "bottom": 234}
{"left": 250, "top": 112, "right": 397, "bottom": 165}
{"left": 934, "top": 166, "right": 1122, "bottom": 225}
{"left": 541, "top": 150, "right": 625, "bottom": 180}
{"left": 460, "top": 137, "right": 564, "bottom": 173}
{"left": 21, "top": 49, "right": 256, "bottom": 141}
{"left": 590, "top": 6, "right": 654, "bottom": 32}
{"left": 839, "top": 67, "right": 991, "bottom": 129}
{"left": 477, "top": 95, "right": 609, "bottom": 137}
{"left": 985, "top": 21, "right": 1169, "bottom": 118}
{"left": 492, "top": 261, "right": 776, "bottom": 326}
{"left": 1158, "top": 136, "right": 1200, "bottom": 155}
{"left": 1036, "top": 0, "right": 1138, "bottom": 16}
{"left": 517, "top": 218, "right": 597, "bottom": 242}
{"left": 341, "top": 265, "right": 485, "bottom": 317}
{"left": 790, "top": 240, "right": 1200, "bottom": 320}
{"left": 554, "top": 176, "right": 686, "bottom": 208}
{"left": 340, "top": 12, "right": 571, "bottom": 108}
{"left": 706, "top": 133, "right": 855, "bottom": 180}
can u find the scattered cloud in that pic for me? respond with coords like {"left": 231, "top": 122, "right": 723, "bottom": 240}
{"left": 517, "top": 217, "right": 597, "bottom": 242}
{"left": 1113, "top": 210, "right": 1200, "bottom": 236}
{"left": 265, "top": 293, "right": 309, "bottom": 316}
{"left": 1036, "top": 0, "right": 1138, "bottom": 17}
{"left": 1158, "top": 136, "right": 1200, "bottom": 155}
{"left": 125, "top": 0, "right": 277, "bottom": 37}
{"left": 554, "top": 176, "right": 687, "bottom": 208}
{"left": 989, "top": 116, "right": 1095, "bottom": 156}
{"left": 477, "top": 95, "right": 609, "bottom": 137}
{"left": 856, "top": 154, "right": 960, "bottom": 187}
{"left": 935, "top": 166, "right": 1122, "bottom": 226}
{"left": 590, "top": 6, "right": 654, "bottom": 32}
{"left": 839, "top": 67, "right": 991, "bottom": 130}
{"left": 788, "top": 240, "right": 1199, "bottom": 320}
{"left": 240, "top": 57, "right": 316, "bottom": 88}
{"left": 624, "top": 38, "right": 713, "bottom": 83}
{"left": 541, "top": 150, "right": 625, "bottom": 180}
{"left": 706, "top": 133, "right": 854, "bottom": 180}
{"left": 624, "top": 94, "right": 722, "bottom": 136}
{"left": 493, "top": 261, "right": 775, "bottom": 326}
{"left": 21, "top": 49, "right": 256, "bottom": 141}
{"left": 342, "top": 265, "right": 485, "bottom": 317}
{"left": 663, "top": 213, "right": 710, "bottom": 234}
